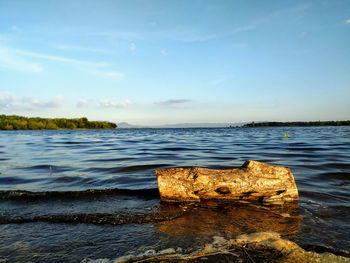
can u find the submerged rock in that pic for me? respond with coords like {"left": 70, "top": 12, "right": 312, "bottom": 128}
{"left": 113, "top": 255, "right": 134, "bottom": 263}
{"left": 156, "top": 160, "right": 298, "bottom": 203}
{"left": 158, "top": 248, "right": 176, "bottom": 255}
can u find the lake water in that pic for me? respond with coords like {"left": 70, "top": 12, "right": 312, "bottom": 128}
{"left": 0, "top": 127, "right": 349, "bottom": 262}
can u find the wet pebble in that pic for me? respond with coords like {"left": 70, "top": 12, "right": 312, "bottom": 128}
{"left": 212, "top": 236, "right": 227, "bottom": 247}
{"left": 142, "top": 250, "right": 156, "bottom": 257}
{"left": 113, "top": 255, "right": 134, "bottom": 263}
{"left": 176, "top": 247, "right": 183, "bottom": 253}
{"left": 158, "top": 248, "right": 175, "bottom": 255}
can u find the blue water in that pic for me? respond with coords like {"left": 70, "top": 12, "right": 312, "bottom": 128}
{"left": 0, "top": 127, "right": 349, "bottom": 262}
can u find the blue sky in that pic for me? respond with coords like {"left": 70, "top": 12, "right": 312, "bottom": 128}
{"left": 0, "top": 0, "right": 349, "bottom": 125}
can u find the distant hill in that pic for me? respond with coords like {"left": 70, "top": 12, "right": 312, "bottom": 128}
{"left": 117, "top": 122, "right": 245, "bottom": 128}
{"left": 155, "top": 122, "right": 244, "bottom": 128}
{"left": 242, "top": 120, "right": 350, "bottom": 127}
{"left": 117, "top": 122, "right": 147, "bottom": 128}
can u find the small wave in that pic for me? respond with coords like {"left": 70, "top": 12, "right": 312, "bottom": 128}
{"left": 82, "top": 157, "right": 136, "bottom": 163}
{"left": 301, "top": 244, "right": 350, "bottom": 258}
{"left": 0, "top": 188, "right": 159, "bottom": 201}
{"left": 323, "top": 162, "right": 350, "bottom": 170}
{"left": 161, "top": 147, "right": 193, "bottom": 151}
{"left": 0, "top": 176, "right": 42, "bottom": 185}
{"left": 211, "top": 156, "right": 236, "bottom": 160}
{"left": 299, "top": 190, "right": 349, "bottom": 202}
{"left": 319, "top": 172, "right": 350, "bottom": 181}
{"left": 83, "top": 164, "right": 168, "bottom": 173}
{"left": 286, "top": 147, "right": 326, "bottom": 152}
{"left": 64, "top": 141, "right": 91, "bottom": 145}
{"left": 50, "top": 176, "right": 83, "bottom": 183}
{"left": 117, "top": 164, "right": 169, "bottom": 172}
{"left": 0, "top": 212, "right": 180, "bottom": 225}
{"left": 14, "top": 164, "right": 73, "bottom": 173}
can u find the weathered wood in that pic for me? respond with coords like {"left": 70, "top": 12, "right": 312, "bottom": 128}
{"left": 156, "top": 160, "right": 298, "bottom": 202}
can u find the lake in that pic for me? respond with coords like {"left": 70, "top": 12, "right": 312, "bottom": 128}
{"left": 0, "top": 127, "right": 349, "bottom": 262}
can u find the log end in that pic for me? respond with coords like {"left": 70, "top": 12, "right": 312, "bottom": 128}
{"left": 156, "top": 168, "right": 200, "bottom": 202}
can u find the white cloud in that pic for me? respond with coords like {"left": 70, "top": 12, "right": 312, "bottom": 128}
{"left": 0, "top": 46, "right": 43, "bottom": 73}
{"left": 118, "top": 99, "right": 132, "bottom": 108}
{"left": 104, "top": 71, "right": 124, "bottom": 79}
{"left": 22, "top": 95, "right": 64, "bottom": 109}
{"left": 170, "top": 32, "right": 216, "bottom": 43}
{"left": 76, "top": 98, "right": 87, "bottom": 108}
{"left": 0, "top": 45, "right": 124, "bottom": 78}
{"left": 8, "top": 47, "right": 108, "bottom": 67}
{"left": 130, "top": 43, "right": 136, "bottom": 52}
{"left": 94, "top": 31, "right": 141, "bottom": 41}
{"left": 232, "top": 25, "right": 257, "bottom": 34}
{"left": 93, "top": 5, "right": 309, "bottom": 45}
{"left": 0, "top": 92, "right": 15, "bottom": 109}
{"left": 231, "top": 43, "right": 248, "bottom": 49}
{"left": 155, "top": 99, "right": 192, "bottom": 108}
{"left": 0, "top": 92, "right": 64, "bottom": 111}
{"left": 0, "top": 34, "right": 11, "bottom": 43}
{"left": 55, "top": 44, "right": 115, "bottom": 54}
{"left": 345, "top": 19, "right": 350, "bottom": 24}
{"left": 210, "top": 76, "right": 226, "bottom": 86}
{"left": 76, "top": 98, "right": 97, "bottom": 108}
{"left": 100, "top": 99, "right": 115, "bottom": 107}
{"left": 210, "top": 74, "right": 235, "bottom": 87}
{"left": 89, "top": 70, "right": 124, "bottom": 80}
{"left": 149, "top": 21, "right": 157, "bottom": 27}
{"left": 100, "top": 99, "right": 131, "bottom": 108}
{"left": 230, "top": 4, "right": 309, "bottom": 35}
{"left": 161, "top": 48, "right": 168, "bottom": 56}
{"left": 95, "top": 30, "right": 215, "bottom": 43}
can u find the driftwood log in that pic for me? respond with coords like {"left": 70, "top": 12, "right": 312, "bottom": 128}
{"left": 156, "top": 160, "right": 298, "bottom": 203}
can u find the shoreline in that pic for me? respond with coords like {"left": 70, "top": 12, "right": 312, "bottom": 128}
{"left": 83, "top": 232, "right": 350, "bottom": 263}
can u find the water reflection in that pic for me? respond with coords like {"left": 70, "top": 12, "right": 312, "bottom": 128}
{"left": 157, "top": 201, "right": 301, "bottom": 241}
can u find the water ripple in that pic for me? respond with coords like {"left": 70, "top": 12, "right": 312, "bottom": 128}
{"left": 0, "top": 127, "right": 349, "bottom": 256}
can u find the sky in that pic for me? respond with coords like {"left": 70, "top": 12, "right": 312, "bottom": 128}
{"left": 0, "top": 0, "right": 349, "bottom": 125}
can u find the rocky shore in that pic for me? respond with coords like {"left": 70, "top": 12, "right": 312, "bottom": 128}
{"left": 82, "top": 232, "right": 350, "bottom": 263}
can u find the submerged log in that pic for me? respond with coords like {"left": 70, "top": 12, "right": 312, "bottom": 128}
{"left": 156, "top": 160, "right": 298, "bottom": 203}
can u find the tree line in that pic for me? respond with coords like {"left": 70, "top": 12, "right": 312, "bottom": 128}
{"left": 0, "top": 115, "right": 117, "bottom": 130}
{"left": 242, "top": 120, "right": 350, "bottom": 128}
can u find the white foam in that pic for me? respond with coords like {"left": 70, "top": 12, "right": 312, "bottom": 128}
{"left": 82, "top": 232, "right": 350, "bottom": 263}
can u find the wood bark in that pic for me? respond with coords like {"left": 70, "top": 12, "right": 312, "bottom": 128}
{"left": 156, "top": 160, "right": 299, "bottom": 203}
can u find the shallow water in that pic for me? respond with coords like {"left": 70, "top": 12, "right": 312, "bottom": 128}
{"left": 0, "top": 127, "right": 349, "bottom": 262}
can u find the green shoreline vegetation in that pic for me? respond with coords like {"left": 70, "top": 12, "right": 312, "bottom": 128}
{"left": 0, "top": 115, "right": 117, "bottom": 130}
{"left": 242, "top": 120, "right": 350, "bottom": 128}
